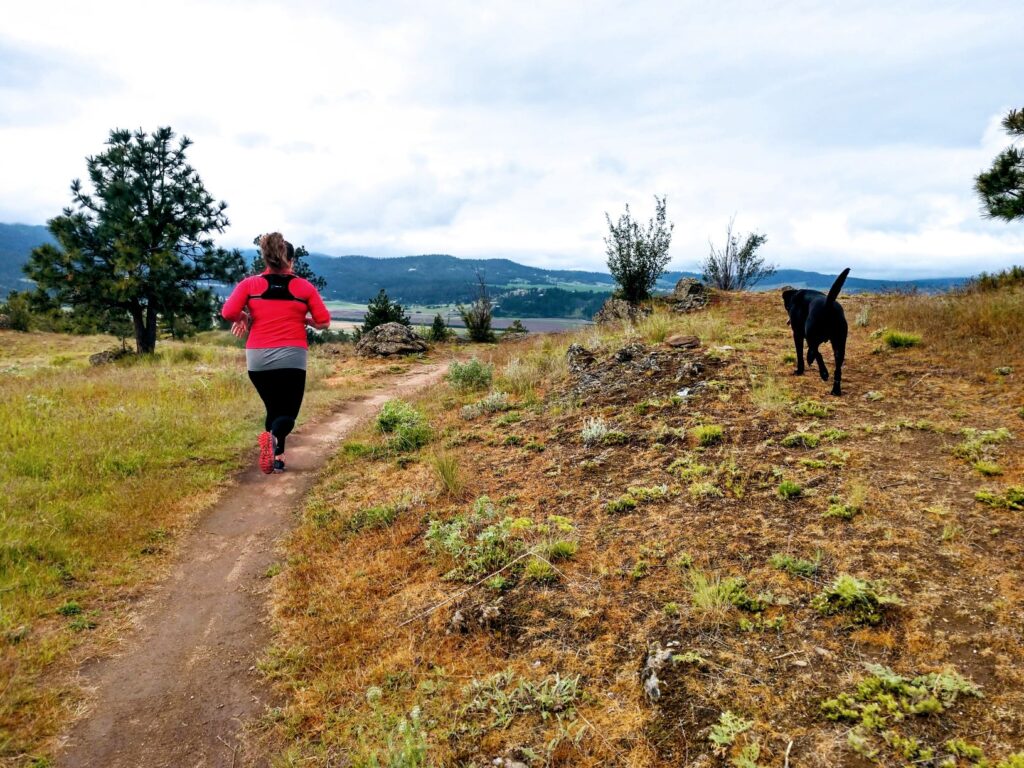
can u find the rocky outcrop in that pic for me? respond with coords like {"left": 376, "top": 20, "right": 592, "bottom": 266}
{"left": 668, "top": 278, "right": 710, "bottom": 313}
{"left": 593, "top": 297, "right": 652, "bottom": 325}
{"left": 565, "top": 341, "right": 705, "bottom": 403}
{"left": 0, "top": 314, "right": 11, "bottom": 330}
{"left": 355, "top": 322, "right": 428, "bottom": 357}
{"left": 89, "top": 348, "right": 134, "bottom": 366}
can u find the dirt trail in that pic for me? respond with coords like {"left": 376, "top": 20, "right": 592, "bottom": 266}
{"left": 57, "top": 364, "right": 447, "bottom": 768}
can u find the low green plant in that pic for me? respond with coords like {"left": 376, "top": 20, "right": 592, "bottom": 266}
{"left": 463, "top": 671, "right": 581, "bottom": 729}
{"left": 799, "top": 458, "right": 826, "bottom": 469}
{"left": 777, "top": 480, "right": 802, "bottom": 500}
{"left": 793, "top": 400, "right": 832, "bottom": 418}
{"left": 882, "top": 330, "right": 922, "bottom": 348}
{"left": 769, "top": 551, "right": 822, "bottom": 579}
{"left": 446, "top": 358, "right": 493, "bottom": 391}
{"left": 689, "top": 481, "right": 723, "bottom": 498}
{"left": 349, "top": 499, "right": 411, "bottom": 532}
{"left": 523, "top": 558, "right": 557, "bottom": 584}
{"left": 973, "top": 460, "right": 1003, "bottom": 476}
{"left": 544, "top": 540, "right": 578, "bottom": 561}
{"left": 627, "top": 484, "right": 669, "bottom": 502}
{"left": 974, "top": 487, "right": 1024, "bottom": 510}
{"left": 460, "top": 391, "right": 512, "bottom": 419}
{"left": 820, "top": 427, "right": 848, "bottom": 442}
{"left": 812, "top": 574, "right": 902, "bottom": 626}
{"left": 781, "top": 432, "right": 819, "bottom": 448}
{"left": 708, "top": 710, "right": 753, "bottom": 748}
{"left": 692, "top": 424, "right": 724, "bottom": 446}
{"left": 820, "top": 664, "right": 983, "bottom": 765}
{"left": 690, "top": 571, "right": 767, "bottom": 615}
{"left": 663, "top": 602, "right": 680, "bottom": 617}
{"left": 581, "top": 416, "right": 609, "bottom": 446}
{"left": 668, "top": 455, "right": 710, "bottom": 480}
{"left": 376, "top": 399, "right": 431, "bottom": 452}
{"left": 606, "top": 494, "right": 638, "bottom": 514}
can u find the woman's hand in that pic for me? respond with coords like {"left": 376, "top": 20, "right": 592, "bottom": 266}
{"left": 231, "top": 313, "right": 251, "bottom": 339}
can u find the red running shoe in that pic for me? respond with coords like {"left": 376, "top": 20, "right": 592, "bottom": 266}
{"left": 258, "top": 431, "right": 276, "bottom": 474}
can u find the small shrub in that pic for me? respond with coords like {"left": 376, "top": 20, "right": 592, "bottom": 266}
{"left": 669, "top": 456, "right": 710, "bottom": 480}
{"left": 799, "top": 458, "right": 827, "bottom": 469}
{"left": 581, "top": 416, "right": 609, "bottom": 445}
{"left": 820, "top": 428, "right": 849, "bottom": 442}
{"left": 627, "top": 484, "right": 669, "bottom": 502}
{"left": 954, "top": 427, "right": 1011, "bottom": 462}
{"left": 57, "top": 601, "right": 82, "bottom": 616}
{"left": 812, "top": 574, "right": 903, "bottom": 626}
{"left": 446, "top": 358, "right": 493, "bottom": 391}
{"left": 974, "top": 487, "right": 1024, "bottom": 510}
{"left": 663, "top": 602, "right": 681, "bottom": 617}
{"left": 882, "top": 330, "right": 922, "bottom": 348}
{"left": 777, "top": 480, "right": 802, "bottom": 500}
{"left": 692, "top": 424, "right": 724, "bottom": 446}
{"left": 460, "top": 390, "right": 511, "bottom": 419}
{"left": 689, "top": 481, "right": 723, "bottom": 498}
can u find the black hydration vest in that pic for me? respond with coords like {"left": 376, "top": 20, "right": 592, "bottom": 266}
{"left": 250, "top": 273, "right": 309, "bottom": 305}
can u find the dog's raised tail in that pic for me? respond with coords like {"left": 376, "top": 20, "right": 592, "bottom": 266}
{"left": 826, "top": 268, "right": 851, "bottom": 305}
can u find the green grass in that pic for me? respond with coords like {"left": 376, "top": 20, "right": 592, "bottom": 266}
{"left": 882, "top": 330, "right": 922, "bottom": 348}
{"left": 0, "top": 332, "right": 338, "bottom": 756}
{"left": 691, "top": 424, "right": 724, "bottom": 446}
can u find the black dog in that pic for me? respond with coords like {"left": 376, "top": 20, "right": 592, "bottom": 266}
{"left": 782, "top": 268, "right": 850, "bottom": 396}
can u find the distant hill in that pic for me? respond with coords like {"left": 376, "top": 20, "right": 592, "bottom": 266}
{"left": 0, "top": 223, "right": 54, "bottom": 296}
{"left": 1, "top": 223, "right": 968, "bottom": 316}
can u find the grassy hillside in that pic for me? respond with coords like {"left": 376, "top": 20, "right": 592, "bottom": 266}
{"left": 0, "top": 333, "right": 385, "bottom": 762}
{"left": 261, "top": 287, "right": 1023, "bottom": 766}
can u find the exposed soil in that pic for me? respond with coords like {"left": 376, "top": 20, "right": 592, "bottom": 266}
{"left": 55, "top": 363, "right": 447, "bottom": 768}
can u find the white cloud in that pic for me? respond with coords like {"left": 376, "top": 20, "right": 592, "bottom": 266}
{"left": 1, "top": 0, "right": 1022, "bottom": 278}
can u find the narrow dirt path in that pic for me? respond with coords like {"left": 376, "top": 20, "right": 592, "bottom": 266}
{"left": 57, "top": 363, "right": 447, "bottom": 768}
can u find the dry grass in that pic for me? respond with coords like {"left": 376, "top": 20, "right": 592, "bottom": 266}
{"left": 254, "top": 290, "right": 1022, "bottom": 764}
{"left": 0, "top": 331, "right": 387, "bottom": 762}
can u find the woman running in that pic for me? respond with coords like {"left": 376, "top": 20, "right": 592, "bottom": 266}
{"left": 222, "top": 233, "right": 331, "bottom": 473}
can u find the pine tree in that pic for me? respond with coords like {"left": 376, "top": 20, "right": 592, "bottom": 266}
{"left": 25, "top": 127, "right": 245, "bottom": 353}
{"left": 361, "top": 289, "right": 410, "bottom": 334}
{"left": 976, "top": 108, "right": 1024, "bottom": 221}
{"left": 429, "top": 313, "right": 450, "bottom": 342}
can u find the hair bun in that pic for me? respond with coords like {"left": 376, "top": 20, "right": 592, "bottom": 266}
{"left": 260, "top": 232, "right": 288, "bottom": 270}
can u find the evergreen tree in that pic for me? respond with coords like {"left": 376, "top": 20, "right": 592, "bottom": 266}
{"left": 458, "top": 272, "right": 496, "bottom": 343}
{"left": 361, "top": 288, "right": 410, "bottom": 334}
{"left": 429, "top": 312, "right": 450, "bottom": 342}
{"left": 25, "top": 127, "right": 245, "bottom": 353}
{"left": 502, "top": 319, "right": 529, "bottom": 337}
{"left": 604, "top": 196, "right": 674, "bottom": 304}
{"left": 976, "top": 108, "right": 1024, "bottom": 221}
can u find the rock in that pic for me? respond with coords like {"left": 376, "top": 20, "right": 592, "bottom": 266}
{"left": 593, "top": 297, "right": 652, "bottom": 325}
{"left": 448, "top": 610, "right": 467, "bottom": 634}
{"left": 0, "top": 314, "right": 11, "bottom": 330}
{"left": 665, "top": 334, "right": 700, "bottom": 349}
{"left": 642, "top": 644, "right": 674, "bottom": 701}
{"left": 89, "top": 348, "right": 133, "bottom": 366}
{"left": 668, "top": 278, "right": 710, "bottom": 313}
{"left": 355, "top": 322, "right": 428, "bottom": 357}
{"left": 565, "top": 344, "right": 596, "bottom": 375}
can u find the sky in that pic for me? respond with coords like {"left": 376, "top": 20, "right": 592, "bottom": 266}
{"left": 1, "top": 0, "right": 1022, "bottom": 279}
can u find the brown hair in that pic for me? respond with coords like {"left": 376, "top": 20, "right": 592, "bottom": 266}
{"left": 259, "top": 232, "right": 289, "bottom": 271}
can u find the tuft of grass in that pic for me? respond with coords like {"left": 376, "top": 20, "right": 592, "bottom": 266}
{"left": 429, "top": 452, "right": 464, "bottom": 498}
{"left": 544, "top": 540, "right": 578, "bottom": 561}
{"left": 882, "top": 329, "right": 922, "bottom": 348}
{"left": 523, "top": 558, "right": 558, "bottom": 584}
{"left": 446, "top": 358, "right": 493, "bottom": 391}
{"left": 348, "top": 499, "right": 411, "bottom": 532}
{"left": 692, "top": 424, "right": 724, "bottom": 446}
{"left": 973, "top": 460, "right": 1003, "bottom": 476}
{"left": 811, "top": 574, "right": 903, "bottom": 626}
{"left": 777, "top": 480, "right": 803, "bottom": 500}
{"left": 606, "top": 494, "right": 638, "bottom": 514}
{"left": 637, "top": 311, "right": 673, "bottom": 343}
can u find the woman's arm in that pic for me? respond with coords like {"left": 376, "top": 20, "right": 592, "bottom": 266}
{"left": 221, "top": 278, "right": 251, "bottom": 322}
{"left": 305, "top": 284, "right": 333, "bottom": 329}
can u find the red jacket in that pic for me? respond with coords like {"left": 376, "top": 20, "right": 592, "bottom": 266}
{"left": 222, "top": 271, "right": 331, "bottom": 349}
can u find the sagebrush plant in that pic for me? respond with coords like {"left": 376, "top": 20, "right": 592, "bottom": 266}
{"left": 376, "top": 399, "right": 431, "bottom": 452}
{"left": 581, "top": 416, "right": 609, "bottom": 445}
{"left": 446, "top": 358, "right": 493, "bottom": 391}
{"left": 460, "top": 390, "right": 511, "bottom": 420}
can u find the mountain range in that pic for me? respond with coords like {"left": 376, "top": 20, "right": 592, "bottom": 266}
{"left": 1, "top": 222, "right": 969, "bottom": 317}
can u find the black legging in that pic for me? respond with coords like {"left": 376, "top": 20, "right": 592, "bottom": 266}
{"left": 248, "top": 368, "right": 306, "bottom": 455}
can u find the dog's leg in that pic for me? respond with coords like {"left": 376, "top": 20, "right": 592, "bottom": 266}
{"left": 792, "top": 329, "right": 805, "bottom": 375}
{"left": 809, "top": 343, "right": 829, "bottom": 381}
{"left": 831, "top": 337, "right": 845, "bottom": 396}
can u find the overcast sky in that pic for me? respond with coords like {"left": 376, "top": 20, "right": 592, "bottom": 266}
{"left": 1, "top": 0, "right": 1021, "bottom": 278}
